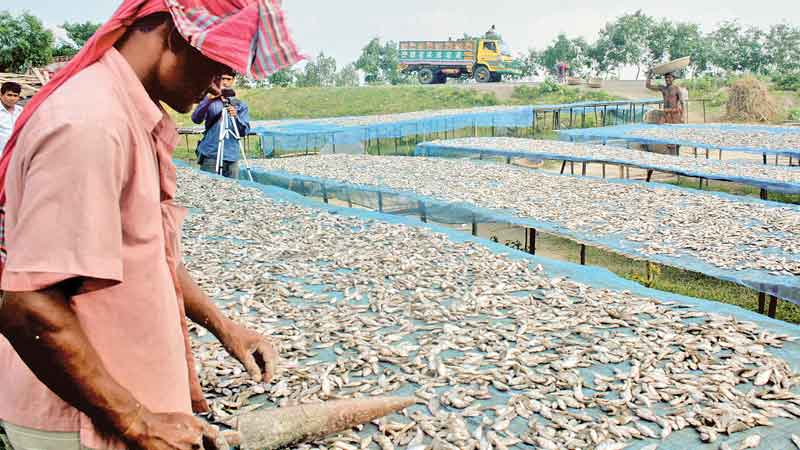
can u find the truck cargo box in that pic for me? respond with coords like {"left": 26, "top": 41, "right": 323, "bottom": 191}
{"left": 399, "top": 40, "right": 476, "bottom": 66}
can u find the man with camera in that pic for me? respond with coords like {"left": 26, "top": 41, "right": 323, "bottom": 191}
{"left": 192, "top": 70, "right": 250, "bottom": 179}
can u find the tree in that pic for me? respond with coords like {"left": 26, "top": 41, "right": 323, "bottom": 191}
{"left": 707, "top": 21, "right": 767, "bottom": 74}
{"left": 296, "top": 52, "right": 337, "bottom": 87}
{"left": 62, "top": 21, "right": 100, "bottom": 47}
{"left": 268, "top": 68, "right": 296, "bottom": 87}
{"left": 518, "top": 49, "right": 542, "bottom": 78}
{"left": 597, "top": 10, "right": 655, "bottom": 79}
{"left": 539, "top": 34, "right": 588, "bottom": 76}
{"left": 355, "top": 38, "right": 408, "bottom": 85}
{"left": 355, "top": 38, "right": 382, "bottom": 83}
{"left": 670, "top": 22, "right": 710, "bottom": 74}
{"left": 765, "top": 24, "right": 800, "bottom": 74}
{"left": 335, "top": 63, "right": 359, "bottom": 87}
{"left": 0, "top": 11, "right": 54, "bottom": 72}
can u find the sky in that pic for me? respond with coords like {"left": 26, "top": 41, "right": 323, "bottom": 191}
{"left": 5, "top": 0, "right": 799, "bottom": 66}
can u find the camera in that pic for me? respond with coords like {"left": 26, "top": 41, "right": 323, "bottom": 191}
{"left": 220, "top": 88, "right": 237, "bottom": 106}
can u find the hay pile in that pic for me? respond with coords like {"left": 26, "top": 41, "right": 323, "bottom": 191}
{"left": 725, "top": 76, "right": 779, "bottom": 122}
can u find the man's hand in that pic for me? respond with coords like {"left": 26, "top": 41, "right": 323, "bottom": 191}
{"left": 124, "top": 408, "right": 228, "bottom": 450}
{"left": 220, "top": 323, "right": 279, "bottom": 384}
{"left": 226, "top": 105, "right": 237, "bottom": 118}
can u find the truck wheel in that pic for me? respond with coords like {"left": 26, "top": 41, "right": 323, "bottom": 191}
{"left": 474, "top": 66, "right": 492, "bottom": 83}
{"left": 418, "top": 68, "right": 436, "bottom": 84}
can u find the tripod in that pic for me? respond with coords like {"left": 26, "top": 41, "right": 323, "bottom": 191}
{"left": 215, "top": 98, "right": 254, "bottom": 182}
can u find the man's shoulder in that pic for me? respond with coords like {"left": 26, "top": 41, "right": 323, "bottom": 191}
{"left": 35, "top": 63, "right": 127, "bottom": 131}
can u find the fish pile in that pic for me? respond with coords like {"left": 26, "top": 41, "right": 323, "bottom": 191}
{"left": 252, "top": 155, "right": 800, "bottom": 278}
{"left": 422, "top": 137, "right": 800, "bottom": 188}
{"left": 177, "top": 167, "right": 800, "bottom": 450}
{"left": 631, "top": 125, "right": 800, "bottom": 152}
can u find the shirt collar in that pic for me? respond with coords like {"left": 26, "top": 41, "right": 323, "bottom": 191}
{"left": 100, "top": 48, "right": 169, "bottom": 135}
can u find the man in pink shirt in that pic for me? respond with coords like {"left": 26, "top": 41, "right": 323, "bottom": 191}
{"left": 0, "top": 1, "right": 302, "bottom": 449}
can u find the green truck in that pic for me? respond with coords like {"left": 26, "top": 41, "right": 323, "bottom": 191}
{"left": 398, "top": 39, "right": 521, "bottom": 84}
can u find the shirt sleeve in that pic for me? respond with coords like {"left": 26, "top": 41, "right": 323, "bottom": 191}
{"left": 235, "top": 102, "right": 250, "bottom": 136}
{"left": 191, "top": 98, "right": 211, "bottom": 125}
{"left": 2, "top": 120, "right": 126, "bottom": 293}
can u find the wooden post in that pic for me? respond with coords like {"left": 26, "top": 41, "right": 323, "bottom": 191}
{"left": 768, "top": 295, "right": 778, "bottom": 318}
{"left": 528, "top": 228, "right": 537, "bottom": 255}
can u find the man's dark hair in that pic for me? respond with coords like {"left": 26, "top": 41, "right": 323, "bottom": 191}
{"left": 222, "top": 67, "right": 236, "bottom": 77}
{"left": 1, "top": 82, "right": 22, "bottom": 95}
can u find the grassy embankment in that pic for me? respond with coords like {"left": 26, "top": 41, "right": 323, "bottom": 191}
{"left": 172, "top": 83, "right": 799, "bottom": 324}
{"left": 171, "top": 83, "right": 615, "bottom": 160}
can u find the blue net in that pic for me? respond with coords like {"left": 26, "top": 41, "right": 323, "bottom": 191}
{"left": 415, "top": 138, "right": 800, "bottom": 194}
{"left": 252, "top": 101, "right": 662, "bottom": 156}
{"left": 244, "top": 163, "right": 800, "bottom": 306}
{"left": 561, "top": 124, "right": 800, "bottom": 158}
{"left": 175, "top": 160, "right": 800, "bottom": 450}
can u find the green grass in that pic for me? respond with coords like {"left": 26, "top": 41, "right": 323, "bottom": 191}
{"left": 171, "top": 84, "right": 621, "bottom": 127}
{"left": 510, "top": 81, "right": 616, "bottom": 105}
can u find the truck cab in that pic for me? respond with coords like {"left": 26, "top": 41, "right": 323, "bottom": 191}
{"left": 474, "top": 39, "right": 519, "bottom": 82}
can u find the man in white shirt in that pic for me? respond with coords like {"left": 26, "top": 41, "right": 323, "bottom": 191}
{"left": 0, "top": 82, "right": 24, "bottom": 155}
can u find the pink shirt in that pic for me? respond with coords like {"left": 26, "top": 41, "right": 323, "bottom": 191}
{"left": 0, "top": 49, "right": 200, "bottom": 450}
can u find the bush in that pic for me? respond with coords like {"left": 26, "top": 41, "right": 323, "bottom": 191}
{"left": 789, "top": 108, "right": 800, "bottom": 121}
{"left": 773, "top": 73, "right": 800, "bottom": 92}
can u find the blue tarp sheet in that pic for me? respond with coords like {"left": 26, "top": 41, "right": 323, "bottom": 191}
{"left": 253, "top": 100, "right": 662, "bottom": 156}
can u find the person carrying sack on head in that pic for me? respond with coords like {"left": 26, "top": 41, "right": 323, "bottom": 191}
{"left": 192, "top": 69, "right": 250, "bottom": 179}
{"left": 0, "top": 1, "right": 302, "bottom": 449}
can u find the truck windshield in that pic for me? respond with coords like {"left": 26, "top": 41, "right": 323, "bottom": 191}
{"left": 500, "top": 43, "right": 513, "bottom": 56}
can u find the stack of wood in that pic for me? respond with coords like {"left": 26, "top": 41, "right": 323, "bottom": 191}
{"left": 0, "top": 68, "right": 50, "bottom": 97}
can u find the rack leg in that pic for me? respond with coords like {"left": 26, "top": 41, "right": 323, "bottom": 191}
{"left": 471, "top": 218, "right": 478, "bottom": 236}
{"left": 419, "top": 201, "right": 427, "bottom": 223}
{"left": 560, "top": 160, "right": 567, "bottom": 175}
{"left": 758, "top": 292, "right": 766, "bottom": 314}
{"left": 768, "top": 295, "right": 778, "bottom": 318}
{"left": 580, "top": 245, "right": 587, "bottom": 265}
{"left": 528, "top": 228, "right": 537, "bottom": 255}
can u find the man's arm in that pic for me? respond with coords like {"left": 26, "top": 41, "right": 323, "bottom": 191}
{"left": 191, "top": 97, "right": 214, "bottom": 125}
{"left": 178, "top": 264, "right": 277, "bottom": 383}
{"left": 234, "top": 102, "right": 250, "bottom": 136}
{"left": 645, "top": 74, "right": 662, "bottom": 92}
{"left": 0, "top": 283, "right": 222, "bottom": 449}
